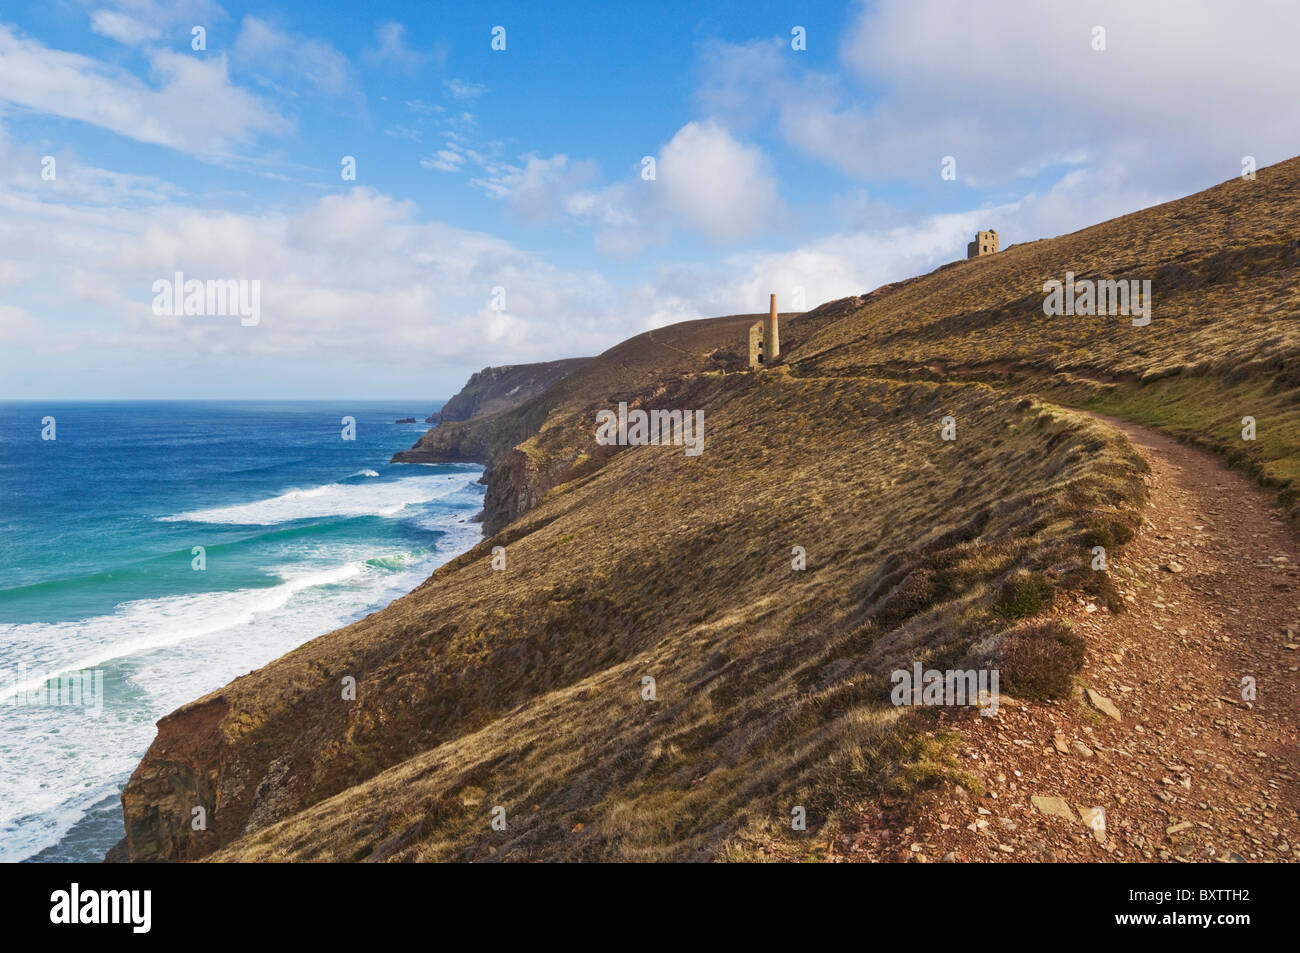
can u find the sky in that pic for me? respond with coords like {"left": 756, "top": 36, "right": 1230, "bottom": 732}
{"left": 1, "top": 0, "right": 1299, "bottom": 399}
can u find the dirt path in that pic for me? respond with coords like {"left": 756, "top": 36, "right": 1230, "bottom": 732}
{"left": 840, "top": 413, "right": 1300, "bottom": 863}
{"left": 646, "top": 328, "right": 690, "bottom": 355}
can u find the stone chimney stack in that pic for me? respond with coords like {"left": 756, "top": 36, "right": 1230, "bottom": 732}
{"left": 764, "top": 293, "right": 780, "bottom": 363}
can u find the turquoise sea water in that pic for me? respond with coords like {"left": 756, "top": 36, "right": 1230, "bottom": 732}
{"left": 0, "top": 401, "right": 483, "bottom": 862}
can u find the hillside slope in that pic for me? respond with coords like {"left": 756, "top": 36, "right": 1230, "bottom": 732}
{"left": 826, "top": 415, "right": 1299, "bottom": 863}
{"left": 791, "top": 161, "right": 1300, "bottom": 524}
{"left": 392, "top": 313, "right": 788, "bottom": 532}
{"left": 117, "top": 159, "right": 1300, "bottom": 863}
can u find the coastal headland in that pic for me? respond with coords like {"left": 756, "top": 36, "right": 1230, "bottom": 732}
{"left": 115, "top": 159, "right": 1300, "bottom": 862}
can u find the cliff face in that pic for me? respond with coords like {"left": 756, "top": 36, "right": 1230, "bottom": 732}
{"left": 427, "top": 358, "right": 592, "bottom": 424}
{"left": 394, "top": 316, "right": 755, "bottom": 532}
{"left": 117, "top": 696, "right": 229, "bottom": 861}
{"left": 117, "top": 159, "right": 1300, "bottom": 862}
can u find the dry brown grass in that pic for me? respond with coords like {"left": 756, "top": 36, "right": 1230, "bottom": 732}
{"left": 126, "top": 369, "right": 1147, "bottom": 863}
{"left": 124, "top": 157, "right": 1300, "bottom": 864}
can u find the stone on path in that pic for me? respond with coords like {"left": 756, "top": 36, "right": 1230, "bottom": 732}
{"left": 1087, "top": 688, "right": 1123, "bottom": 721}
{"left": 1031, "top": 795, "right": 1077, "bottom": 821}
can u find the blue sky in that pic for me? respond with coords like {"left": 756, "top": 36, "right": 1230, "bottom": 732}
{"left": 2, "top": 0, "right": 1299, "bottom": 399}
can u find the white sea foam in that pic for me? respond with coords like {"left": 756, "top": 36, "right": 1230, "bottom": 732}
{"left": 0, "top": 491, "right": 485, "bottom": 862}
{"left": 159, "top": 475, "right": 478, "bottom": 525}
{"left": 1, "top": 564, "right": 362, "bottom": 699}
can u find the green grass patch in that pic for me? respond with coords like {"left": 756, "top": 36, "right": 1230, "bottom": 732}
{"left": 993, "top": 570, "right": 1053, "bottom": 619}
{"left": 1071, "top": 371, "right": 1300, "bottom": 525}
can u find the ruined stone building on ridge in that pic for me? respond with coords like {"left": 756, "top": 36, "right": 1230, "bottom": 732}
{"left": 968, "top": 229, "right": 999, "bottom": 258}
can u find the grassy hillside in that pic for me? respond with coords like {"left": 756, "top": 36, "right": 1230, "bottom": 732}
{"left": 791, "top": 161, "right": 1300, "bottom": 523}
{"left": 393, "top": 313, "right": 786, "bottom": 532}
{"left": 118, "top": 159, "right": 1300, "bottom": 862}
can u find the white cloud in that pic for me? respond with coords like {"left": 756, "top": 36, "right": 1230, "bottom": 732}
{"left": 699, "top": 1, "right": 1300, "bottom": 192}
{"left": 622, "top": 153, "right": 1188, "bottom": 331}
{"left": 0, "top": 259, "right": 35, "bottom": 290}
{"left": 842, "top": 0, "right": 1300, "bottom": 182}
{"left": 443, "top": 79, "right": 487, "bottom": 102}
{"left": 428, "top": 144, "right": 644, "bottom": 241}
{"left": 0, "top": 25, "right": 289, "bottom": 155}
{"left": 0, "top": 121, "right": 1215, "bottom": 399}
{"left": 420, "top": 120, "right": 784, "bottom": 254}
{"left": 420, "top": 148, "right": 465, "bottom": 173}
{"left": 232, "top": 16, "right": 355, "bottom": 96}
{"left": 83, "top": 1, "right": 224, "bottom": 47}
{"left": 490, "top": 154, "right": 603, "bottom": 222}
{"left": 564, "top": 183, "right": 638, "bottom": 228}
{"left": 385, "top": 125, "right": 423, "bottom": 142}
{"left": 88, "top": 10, "right": 162, "bottom": 46}
{"left": 626, "top": 210, "right": 982, "bottom": 328}
{"left": 0, "top": 304, "right": 43, "bottom": 344}
{"left": 0, "top": 181, "right": 629, "bottom": 378}
{"left": 655, "top": 120, "right": 782, "bottom": 242}
{"left": 16, "top": 1, "right": 1274, "bottom": 398}
{"left": 364, "top": 21, "right": 438, "bottom": 73}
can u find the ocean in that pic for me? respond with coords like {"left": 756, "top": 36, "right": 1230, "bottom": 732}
{"left": 0, "top": 401, "right": 484, "bottom": 863}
